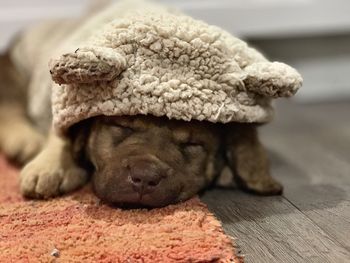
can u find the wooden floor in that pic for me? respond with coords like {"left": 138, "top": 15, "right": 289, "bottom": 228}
{"left": 202, "top": 100, "right": 350, "bottom": 263}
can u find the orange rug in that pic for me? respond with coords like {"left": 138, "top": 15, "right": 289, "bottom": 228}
{"left": 0, "top": 154, "right": 241, "bottom": 262}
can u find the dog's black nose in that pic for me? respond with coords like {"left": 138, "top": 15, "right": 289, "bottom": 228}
{"left": 130, "top": 172, "right": 162, "bottom": 194}
{"left": 124, "top": 157, "right": 164, "bottom": 194}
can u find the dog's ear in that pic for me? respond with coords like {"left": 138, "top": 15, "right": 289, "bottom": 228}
{"left": 49, "top": 46, "right": 127, "bottom": 85}
{"left": 223, "top": 123, "right": 283, "bottom": 195}
{"left": 68, "top": 120, "right": 94, "bottom": 170}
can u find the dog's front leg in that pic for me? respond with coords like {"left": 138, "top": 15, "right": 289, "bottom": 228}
{"left": 0, "top": 103, "right": 44, "bottom": 164}
{"left": 20, "top": 130, "right": 88, "bottom": 199}
{"left": 225, "top": 124, "right": 283, "bottom": 195}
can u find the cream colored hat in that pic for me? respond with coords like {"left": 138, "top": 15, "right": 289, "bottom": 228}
{"left": 49, "top": 0, "right": 302, "bottom": 133}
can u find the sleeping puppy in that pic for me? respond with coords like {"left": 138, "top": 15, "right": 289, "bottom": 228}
{"left": 14, "top": 107, "right": 281, "bottom": 207}
{"left": 0, "top": 3, "right": 285, "bottom": 208}
{"left": 0, "top": 52, "right": 282, "bottom": 206}
{"left": 19, "top": 113, "right": 281, "bottom": 208}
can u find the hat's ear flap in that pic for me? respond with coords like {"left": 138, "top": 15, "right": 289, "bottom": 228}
{"left": 49, "top": 46, "right": 127, "bottom": 84}
{"left": 243, "top": 62, "right": 302, "bottom": 98}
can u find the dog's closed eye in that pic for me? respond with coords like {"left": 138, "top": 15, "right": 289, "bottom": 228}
{"left": 112, "top": 123, "right": 134, "bottom": 132}
{"left": 180, "top": 142, "right": 202, "bottom": 148}
{"left": 179, "top": 141, "right": 204, "bottom": 156}
{"left": 109, "top": 124, "right": 134, "bottom": 145}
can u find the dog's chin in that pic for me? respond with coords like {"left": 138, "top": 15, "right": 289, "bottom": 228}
{"left": 94, "top": 190, "right": 182, "bottom": 208}
{"left": 92, "top": 176, "right": 186, "bottom": 208}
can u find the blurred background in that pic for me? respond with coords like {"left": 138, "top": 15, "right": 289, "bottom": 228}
{"left": 0, "top": 0, "right": 350, "bottom": 102}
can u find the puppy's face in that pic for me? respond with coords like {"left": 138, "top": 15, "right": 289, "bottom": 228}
{"left": 73, "top": 115, "right": 223, "bottom": 207}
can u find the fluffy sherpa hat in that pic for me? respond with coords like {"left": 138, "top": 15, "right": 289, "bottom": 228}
{"left": 49, "top": 0, "right": 302, "bottom": 134}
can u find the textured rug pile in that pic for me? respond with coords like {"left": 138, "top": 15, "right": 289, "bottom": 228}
{"left": 0, "top": 154, "right": 241, "bottom": 262}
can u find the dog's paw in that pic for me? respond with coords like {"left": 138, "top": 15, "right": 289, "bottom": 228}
{"left": 20, "top": 154, "right": 88, "bottom": 199}
{"left": 0, "top": 123, "right": 44, "bottom": 164}
{"left": 236, "top": 175, "right": 283, "bottom": 196}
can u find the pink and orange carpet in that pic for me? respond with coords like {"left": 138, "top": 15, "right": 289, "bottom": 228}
{"left": 0, "top": 154, "right": 242, "bottom": 262}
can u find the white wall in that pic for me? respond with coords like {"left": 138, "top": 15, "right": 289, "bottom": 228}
{"left": 1, "top": 0, "right": 350, "bottom": 102}
{"left": 0, "top": 0, "right": 91, "bottom": 51}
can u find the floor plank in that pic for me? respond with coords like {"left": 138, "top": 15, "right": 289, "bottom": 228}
{"left": 261, "top": 101, "right": 350, "bottom": 250}
{"left": 202, "top": 190, "right": 350, "bottom": 263}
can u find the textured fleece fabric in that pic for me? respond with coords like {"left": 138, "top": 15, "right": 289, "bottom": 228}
{"left": 45, "top": 0, "right": 303, "bottom": 133}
